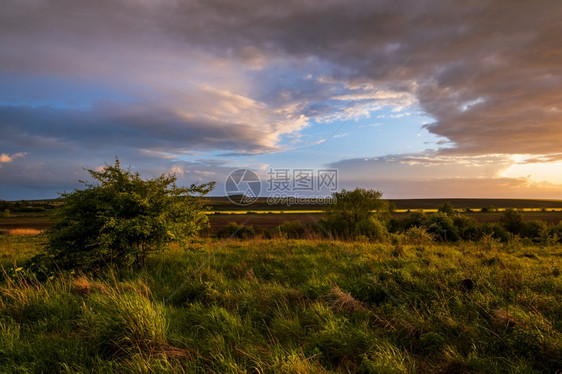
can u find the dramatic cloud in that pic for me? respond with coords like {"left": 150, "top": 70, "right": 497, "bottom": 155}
{"left": 1, "top": 0, "right": 561, "bottom": 198}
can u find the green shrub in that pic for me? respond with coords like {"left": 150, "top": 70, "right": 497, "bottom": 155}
{"left": 354, "top": 217, "right": 388, "bottom": 241}
{"left": 521, "top": 220, "right": 547, "bottom": 242}
{"left": 321, "top": 188, "right": 390, "bottom": 239}
{"left": 453, "top": 215, "right": 482, "bottom": 241}
{"left": 319, "top": 188, "right": 392, "bottom": 240}
{"left": 426, "top": 213, "right": 460, "bottom": 242}
{"left": 318, "top": 214, "right": 353, "bottom": 239}
{"left": 481, "top": 223, "right": 510, "bottom": 242}
{"left": 405, "top": 226, "right": 433, "bottom": 246}
{"left": 403, "top": 212, "right": 428, "bottom": 230}
{"left": 501, "top": 209, "right": 524, "bottom": 235}
{"left": 548, "top": 222, "right": 562, "bottom": 243}
{"left": 46, "top": 158, "right": 214, "bottom": 271}
{"left": 276, "top": 221, "right": 306, "bottom": 239}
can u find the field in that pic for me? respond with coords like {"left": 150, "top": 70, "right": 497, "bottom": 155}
{"left": 2, "top": 203, "right": 562, "bottom": 235}
{"left": 1, "top": 198, "right": 562, "bottom": 372}
{"left": 1, "top": 234, "right": 561, "bottom": 373}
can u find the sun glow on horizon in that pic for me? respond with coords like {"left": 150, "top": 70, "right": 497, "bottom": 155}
{"left": 501, "top": 155, "right": 562, "bottom": 185}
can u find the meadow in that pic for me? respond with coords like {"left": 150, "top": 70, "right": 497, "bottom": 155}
{"left": 1, "top": 234, "right": 561, "bottom": 373}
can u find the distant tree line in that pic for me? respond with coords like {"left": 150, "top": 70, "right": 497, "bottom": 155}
{"left": 0, "top": 199, "right": 57, "bottom": 214}
{"left": 218, "top": 195, "right": 562, "bottom": 245}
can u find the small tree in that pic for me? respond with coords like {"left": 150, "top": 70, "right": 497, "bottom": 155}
{"left": 47, "top": 159, "right": 214, "bottom": 270}
{"left": 321, "top": 188, "right": 388, "bottom": 238}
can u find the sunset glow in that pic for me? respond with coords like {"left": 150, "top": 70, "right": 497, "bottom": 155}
{"left": 1, "top": 0, "right": 561, "bottom": 199}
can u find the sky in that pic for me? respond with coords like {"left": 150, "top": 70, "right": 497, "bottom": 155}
{"left": 1, "top": 0, "right": 562, "bottom": 200}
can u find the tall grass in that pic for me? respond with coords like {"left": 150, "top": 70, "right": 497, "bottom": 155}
{"left": 0, "top": 237, "right": 561, "bottom": 372}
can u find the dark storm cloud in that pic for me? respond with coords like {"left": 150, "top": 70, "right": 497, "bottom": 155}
{"left": 164, "top": 0, "right": 562, "bottom": 155}
{"left": 3, "top": 0, "right": 561, "bottom": 156}
{"left": 0, "top": 104, "right": 281, "bottom": 154}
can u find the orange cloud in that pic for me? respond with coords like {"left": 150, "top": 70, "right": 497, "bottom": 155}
{"left": 0, "top": 152, "right": 26, "bottom": 163}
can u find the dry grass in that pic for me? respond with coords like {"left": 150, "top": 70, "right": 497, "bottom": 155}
{"left": 71, "top": 275, "right": 109, "bottom": 296}
{"left": 323, "top": 285, "right": 367, "bottom": 313}
{"left": 492, "top": 308, "right": 519, "bottom": 329}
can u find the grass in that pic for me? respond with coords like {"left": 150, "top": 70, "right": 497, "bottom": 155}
{"left": 0, "top": 235, "right": 46, "bottom": 270}
{"left": 0, "top": 236, "right": 561, "bottom": 372}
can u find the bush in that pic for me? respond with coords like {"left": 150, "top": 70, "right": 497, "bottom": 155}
{"left": 321, "top": 188, "right": 389, "bottom": 239}
{"left": 318, "top": 214, "right": 354, "bottom": 239}
{"left": 426, "top": 213, "right": 460, "bottom": 242}
{"left": 324, "top": 188, "right": 388, "bottom": 224}
{"left": 354, "top": 217, "right": 388, "bottom": 241}
{"left": 46, "top": 158, "right": 214, "bottom": 271}
{"left": 521, "top": 220, "right": 547, "bottom": 242}
{"left": 403, "top": 212, "right": 428, "bottom": 230}
{"left": 405, "top": 226, "right": 433, "bottom": 246}
{"left": 481, "top": 223, "right": 510, "bottom": 242}
{"left": 453, "top": 216, "right": 481, "bottom": 241}
{"left": 549, "top": 223, "right": 562, "bottom": 243}
{"left": 501, "top": 209, "right": 524, "bottom": 235}
{"left": 276, "top": 221, "right": 306, "bottom": 239}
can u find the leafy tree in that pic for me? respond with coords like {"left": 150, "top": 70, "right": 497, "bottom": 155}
{"left": 47, "top": 159, "right": 214, "bottom": 270}
{"left": 321, "top": 188, "right": 388, "bottom": 238}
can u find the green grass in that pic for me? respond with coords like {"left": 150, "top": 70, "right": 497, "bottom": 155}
{"left": 0, "top": 235, "right": 46, "bottom": 270}
{"left": 1, "top": 236, "right": 561, "bottom": 372}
